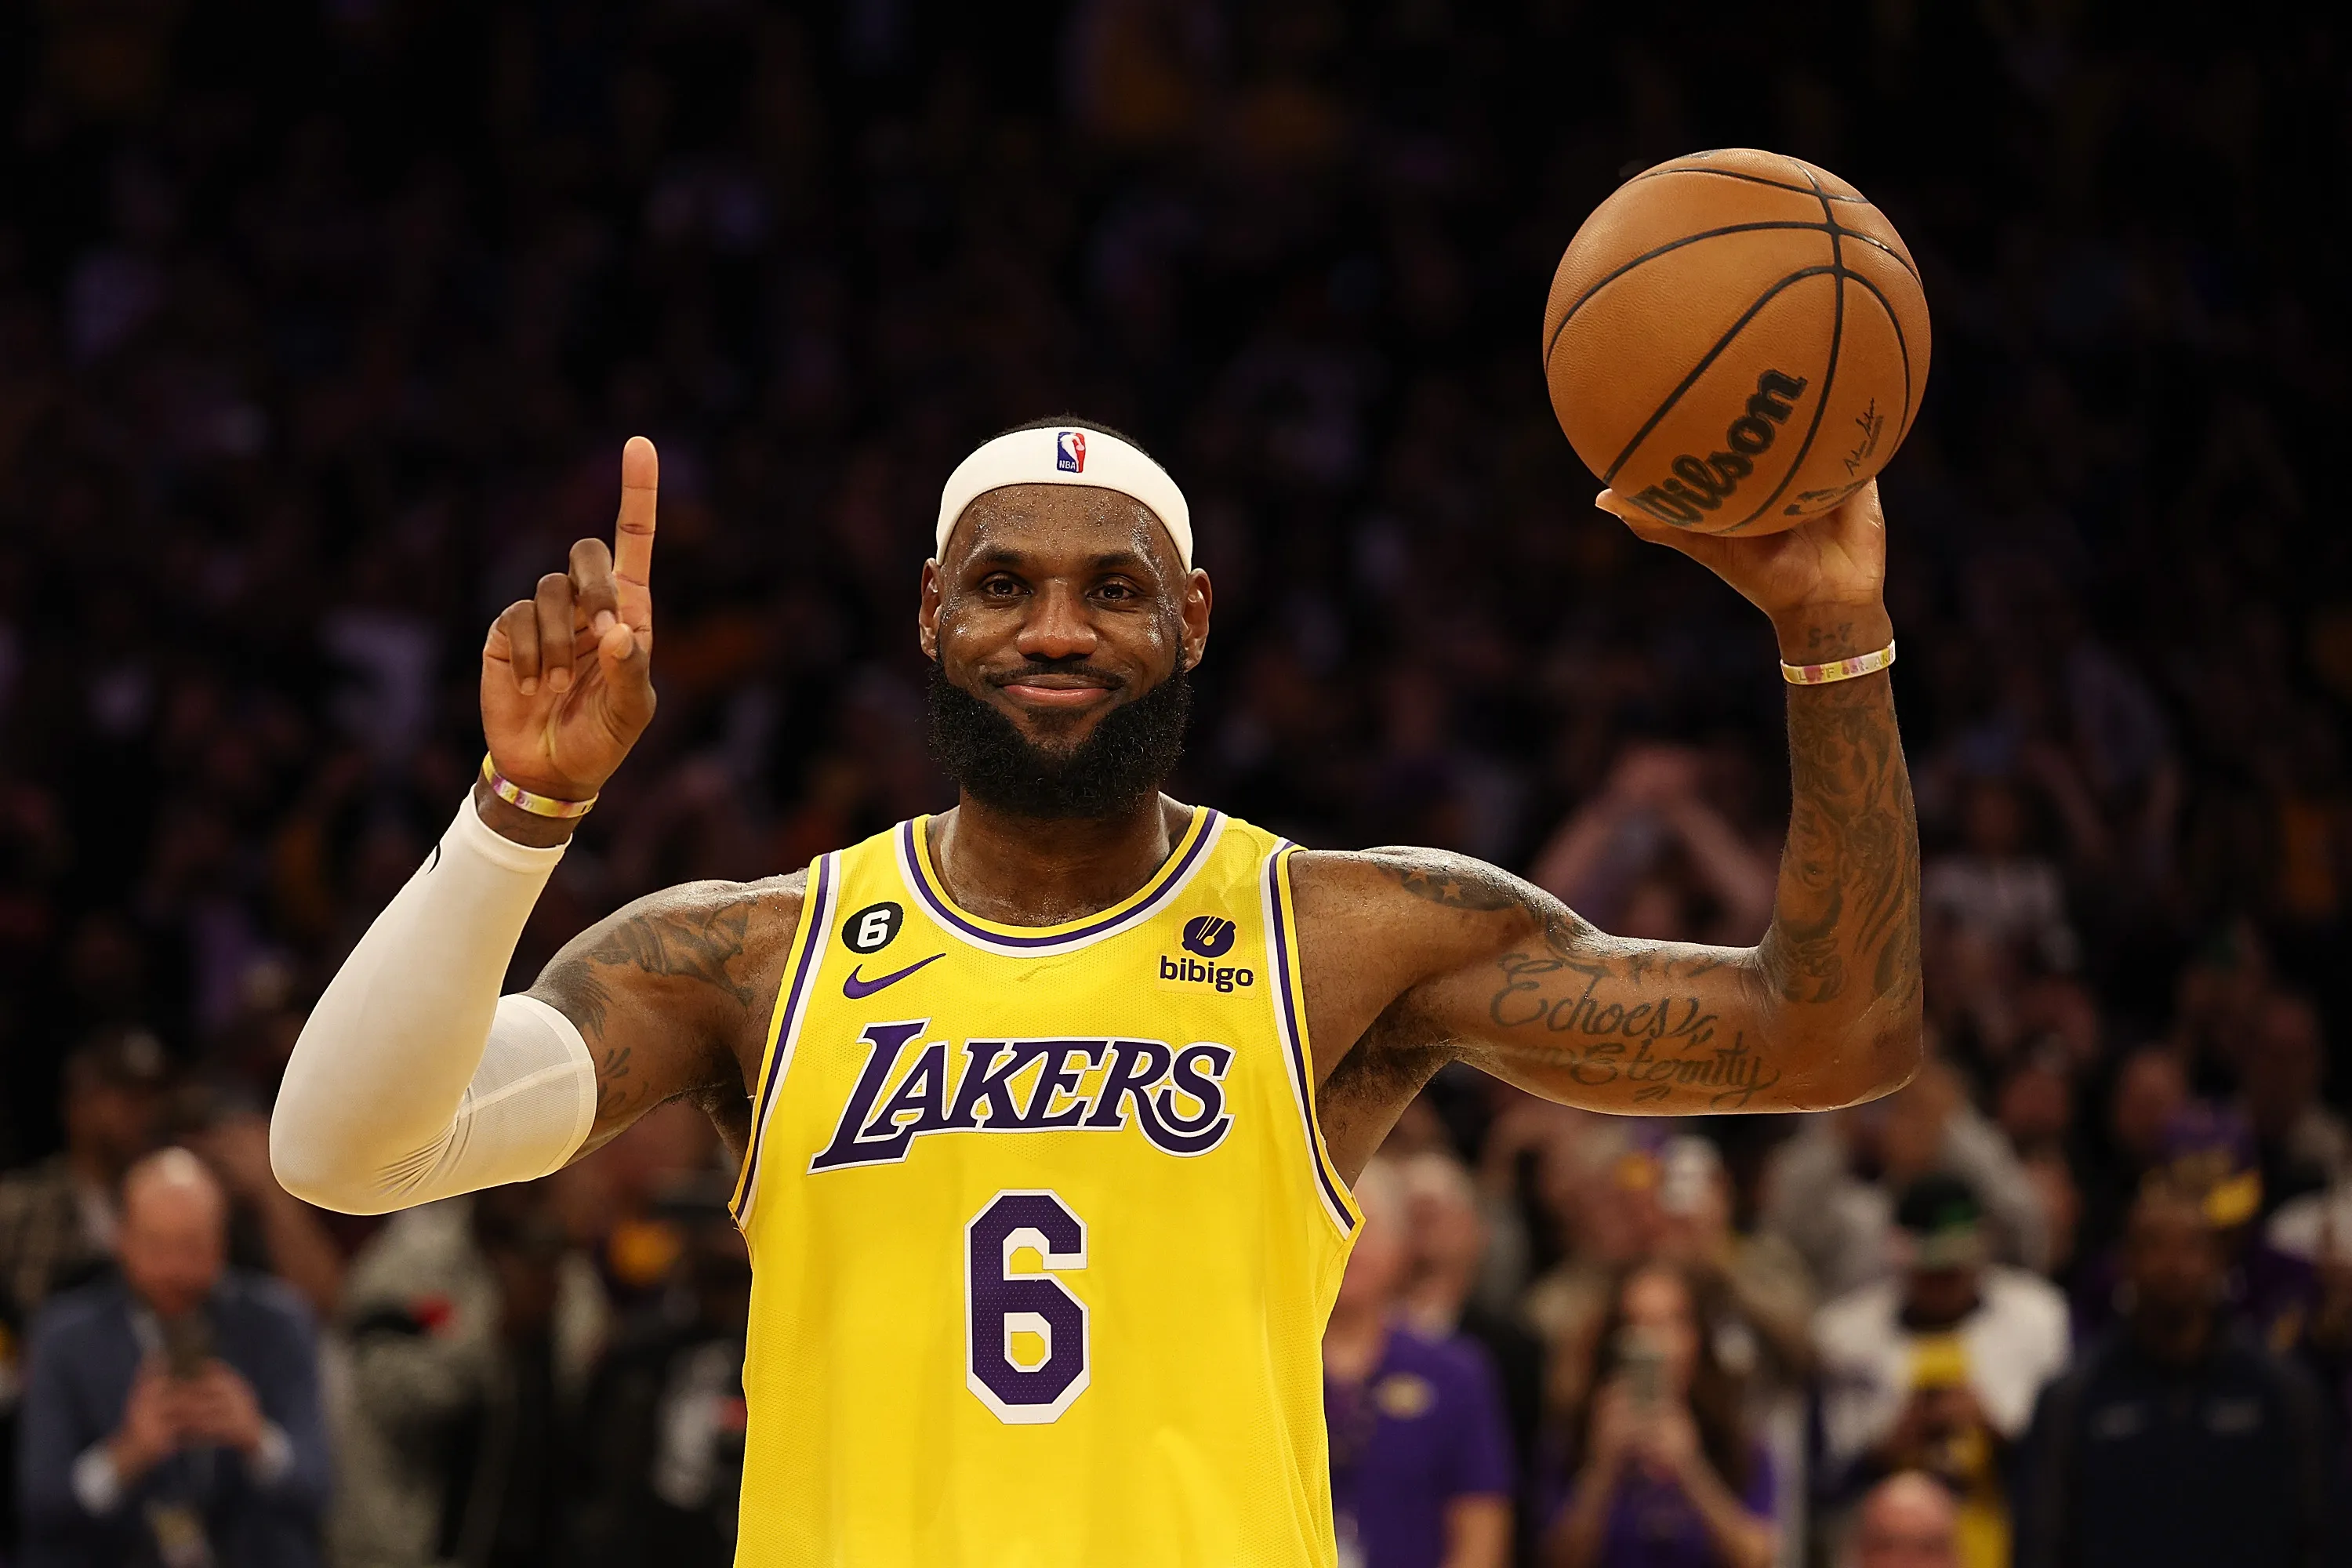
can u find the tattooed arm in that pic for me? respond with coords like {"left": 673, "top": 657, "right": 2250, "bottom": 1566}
{"left": 1294, "top": 484, "right": 1921, "bottom": 1167}
{"left": 530, "top": 874, "right": 806, "bottom": 1162}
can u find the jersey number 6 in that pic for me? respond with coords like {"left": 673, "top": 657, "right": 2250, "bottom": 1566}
{"left": 965, "top": 1190, "right": 1089, "bottom": 1424}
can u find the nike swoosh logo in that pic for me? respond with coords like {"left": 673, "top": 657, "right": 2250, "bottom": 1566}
{"left": 843, "top": 953, "right": 944, "bottom": 999}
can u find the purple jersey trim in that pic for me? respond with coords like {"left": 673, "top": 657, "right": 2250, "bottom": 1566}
{"left": 897, "top": 810, "right": 1221, "bottom": 954}
{"left": 1265, "top": 840, "right": 1359, "bottom": 1235}
{"left": 732, "top": 849, "right": 838, "bottom": 1226}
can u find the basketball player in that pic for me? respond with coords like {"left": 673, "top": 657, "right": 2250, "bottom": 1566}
{"left": 271, "top": 421, "right": 1921, "bottom": 1564}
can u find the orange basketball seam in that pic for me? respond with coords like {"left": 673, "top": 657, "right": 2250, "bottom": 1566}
{"left": 1838, "top": 229, "right": 1921, "bottom": 285}
{"left": 1720, "top": 165, "right": 1847, "bottom": 533}
{"left": 1543, "top": 220, "right": 1844, "bottom": 368}
{"left": 1839, "top": 267, "right": 1917, "bottom": 448}
{"left": 1627, "top": 164, "right": 1872, "bottom": 204}
{"left": 1596, "top": 263, "right": 1841, "bottom": 488}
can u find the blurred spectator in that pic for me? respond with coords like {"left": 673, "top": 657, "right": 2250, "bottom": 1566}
{"left": 575, "top": 1203, "right": 750, "bottom": 1568}
{"left": 1396, "top": 1149, "right": 1546, "bottom": 1562}
{"left": 1922, "top": 778, "right": 2079, "bottom": 976}
{"left": 1813, "top": 1175, "right": 2070, "bottom": 1568}
{"left": 1648, "top": 1137, "right": 1816, "bottom": 1568}
{"left": 183, "top": 1114, "right": 343, "bottom": 1324}
{"left": 2074, "top": 1048, "right": 2189, "bottom": 1269}
{"left": 2074, "top": 1104, "right": 2325, "bottom": 1353}
{"left": 16, "top": 1149, "right": 328, "bottom": 1567}
{"left": 2016, "top": 1178, "right": 2338, "bottom": 1568}
{"left": 1766, "top": 1062, "right": 2049, "bottom": 1300}
{"left": 1528, "top": 746, "right": 1776, "bottom": 946}
{"left": 1326, "top": 1159, "right": 1514, "bottom": 1568}
{"left": 1842, "top": 1474, "right": 1959, "bottom": 1568}
{"left": 1545, "top": 1260, "right": 1777, "bottom": 1568}
{"left": 0, "top": 1028, "right": 168, "bottom": 1320}
{"left": 1523, "top": 1123, "right": 1669, "bottom": 1432}
{"left": 328, "top": 1183, "right": 607, "bottom": 1568}
{"left": 2237, "top": 993, "right": 2349, "bottom": 1218}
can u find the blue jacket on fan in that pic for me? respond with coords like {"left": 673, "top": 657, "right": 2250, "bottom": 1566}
{"left": 15, "top": 1271, "right": 330, "bottom": 1568}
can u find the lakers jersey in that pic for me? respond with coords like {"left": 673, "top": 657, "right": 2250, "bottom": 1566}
{"left": 729, "top": 808, "right": 1361, "bottom": 1566}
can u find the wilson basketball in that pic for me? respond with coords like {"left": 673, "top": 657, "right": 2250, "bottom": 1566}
{"left": 1543, "top": 148, "right": 1931, "bottom": 535}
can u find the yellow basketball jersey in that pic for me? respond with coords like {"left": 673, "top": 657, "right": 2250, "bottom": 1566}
{"left": 729, "top": 807, "right": 1360, "bottom": 1566}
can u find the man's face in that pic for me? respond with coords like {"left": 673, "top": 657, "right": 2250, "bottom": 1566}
{"left": 919, "top": 484, "right": 1211, "bottom": 815}
{"left": 2125, "top": 1192, "right": 2220, "bottom": 1325}
{"left": 118, "top": 1177, "right": 226, "bottom": 1320}
{"left": 66, "top": 1081, "right": 161, "bottom": 1174}
{"left": 1853, "top": 1488, "right": 1961, "bottom": 1568}
{"left": 1334, "top": 1190, "right": 1408, "bottom": 1316}
{"left": 1902, "top": 1261, "right": 1980, "bottom": 1327}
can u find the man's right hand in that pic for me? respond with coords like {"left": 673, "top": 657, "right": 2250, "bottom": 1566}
{"left": 107, "top": 1360, "right": 182, "bottom": 1483}
{"left": 481, "top": 436, "right": 661, "bottom": 815}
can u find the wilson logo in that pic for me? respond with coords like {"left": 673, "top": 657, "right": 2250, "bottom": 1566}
{"left": 1625, "top": 369, "right": 1809, "bottom": 527}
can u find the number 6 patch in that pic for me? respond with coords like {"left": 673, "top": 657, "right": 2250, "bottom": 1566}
{"left": 840, "top": 901, "right": 903, "bottom": 954}
{"left": 965, "top": 1190, "right": 1089, "bottom": 1424}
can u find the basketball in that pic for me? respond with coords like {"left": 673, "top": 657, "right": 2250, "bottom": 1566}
{"left": 1543, "top": 148, "right": 1931, "bottom": 535}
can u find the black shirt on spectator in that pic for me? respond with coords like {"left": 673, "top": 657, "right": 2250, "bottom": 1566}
{"left": 2014, "top": 1325, "right": 2337, "bottom": 1568}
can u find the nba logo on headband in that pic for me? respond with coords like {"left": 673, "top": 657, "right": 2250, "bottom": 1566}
{"left": 935, "top": 423, "right": 1192, "bottom": 568}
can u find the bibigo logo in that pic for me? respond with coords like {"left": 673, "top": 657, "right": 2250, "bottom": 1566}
{"left": 1161, "top": 914, "right": 1252, "bottom": 993}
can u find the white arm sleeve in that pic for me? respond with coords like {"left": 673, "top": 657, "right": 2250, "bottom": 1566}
{"left": 270, "top": 798, "right": 599, "bottom": 1214}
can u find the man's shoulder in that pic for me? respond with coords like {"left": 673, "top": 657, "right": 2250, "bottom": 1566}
{"left": 1287, "top": 846, "right": 1577, "bottom": 969}
{"left": 1813, "top": 1276, "right": 1902, "bottom": 1343}
{"left": 1388, "top": 1323, "right": 1493, "bottom": 1382}
{"left": 574, "top": 867, "right": 815, "bottom": 974}
{"left": 218, "top": 1268, "right": 319, "bottom": 1337}
{"left": 649, "top": 867, "right": 811, "bottom": 925}
{"left": 1980, "top": 1265, "right": 2071, "bottom": 1329}
{"left": 0, "top": 1154, "right": 74, "bottom": 1214}
{"left": 27, "top": 1275, "right": 130, "bottom": 1348}
{"left": 1290, "top": 845, "right": 1540, "bottom": 913}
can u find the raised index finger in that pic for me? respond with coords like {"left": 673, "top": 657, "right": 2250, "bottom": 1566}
{"left": 613, "top": 435, "right": 659, "bottom": 624}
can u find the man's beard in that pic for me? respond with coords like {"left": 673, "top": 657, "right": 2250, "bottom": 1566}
{"left": 927, "top": 660, "right": 1192, "bottom": 820}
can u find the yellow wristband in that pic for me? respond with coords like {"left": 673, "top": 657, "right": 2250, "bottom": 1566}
{"left": 479, "top": 755, "right": 597, "bottom": 818}
{"left": 1780, "top": 639, "right": 1896, "bottom": 686}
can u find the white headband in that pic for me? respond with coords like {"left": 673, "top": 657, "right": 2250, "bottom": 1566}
{"left": 934, "top": 426, "right": 1193, "bottom": 569}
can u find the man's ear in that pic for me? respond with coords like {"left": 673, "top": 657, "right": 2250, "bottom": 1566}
{"left": 1180, "top": 568, "right": 1213, "bottom": 670}
{"left": 918, "top": 559, "right": 943, "bottom": 661}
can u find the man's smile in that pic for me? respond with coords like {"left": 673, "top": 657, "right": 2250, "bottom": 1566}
{"left": 986, "top": 667, "right": 1125, "bottom": 713}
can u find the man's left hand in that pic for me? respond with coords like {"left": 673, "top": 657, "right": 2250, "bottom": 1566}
{"left": 176, "top": 1362, "right": 267, "bottom": 1455}
{"left": 1599, "top": 479, "right": 1893, "bottom": 662}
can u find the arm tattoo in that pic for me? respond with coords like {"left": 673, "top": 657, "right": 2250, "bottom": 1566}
{"left": 531, "top": 886, "right": 768, "bottom": 1134}
{"left": 1366, "top": 848, "right": 1584, "bottom": 958}
{"left": 1348, "top": 668, "right": 1918, "bottom": 1116}
{"left": 579, "top": 897, "right": 760, "bottom": 1011}
{"left": 1364, "top": 848, "right": 1759, "bottom": 1106}
{"left": 1763, "top": 673, "right": 1921, "bottom": 1008}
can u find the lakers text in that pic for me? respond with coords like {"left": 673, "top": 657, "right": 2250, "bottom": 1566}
{"left": 810, "top": 1021, "right": 1235, "bottom": 1171}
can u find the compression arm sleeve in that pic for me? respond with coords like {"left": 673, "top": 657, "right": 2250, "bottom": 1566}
{"left": 270, "top": 798, "right": 598, "bottom": 1214}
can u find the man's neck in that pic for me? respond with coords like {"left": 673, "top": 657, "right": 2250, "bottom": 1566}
{"left": 928, "top": 793, "right": 1189, "bottom": 926}
{"left": 1400, "top": 1276, "right": 1467, "bottom": 1338}
{"left": 65, "top": 1143, "right": 120, "bottom": 1193}
{"left": 2132, "top": 1307, "right": 2217, "bottom": 1368}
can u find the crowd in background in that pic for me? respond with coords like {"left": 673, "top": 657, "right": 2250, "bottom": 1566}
{"left": 2, "top": 0, "right": 2350, "bottom": 1564}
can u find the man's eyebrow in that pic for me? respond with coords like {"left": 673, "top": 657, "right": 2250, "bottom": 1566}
{"left": 967, "top": 548, "right": 1155, "bottom": 572}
